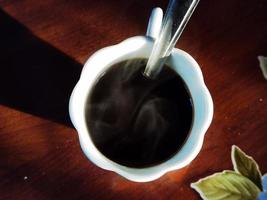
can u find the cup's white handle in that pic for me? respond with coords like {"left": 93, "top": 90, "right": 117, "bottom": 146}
{"left": 146, "top": 7, "right": 163, "bottom": 40}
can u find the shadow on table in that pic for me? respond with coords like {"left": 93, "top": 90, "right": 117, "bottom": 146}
{"left": 0, "top": 9, "right": 108, "bottom": 200}
{"left": 0, "top": 9, "right": 82, "bottom": 127}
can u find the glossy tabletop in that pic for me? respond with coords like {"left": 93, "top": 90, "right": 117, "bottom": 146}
{"left": 0, "top": 0, "right": 267, "bottom": 199}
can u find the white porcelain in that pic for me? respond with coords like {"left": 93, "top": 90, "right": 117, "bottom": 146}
{"left": 69, "top": 7, "right": 213, "bottom": 182}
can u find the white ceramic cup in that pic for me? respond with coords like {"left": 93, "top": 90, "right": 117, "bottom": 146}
{"left": 69, "top": 8, "right": 213, "bottom": 182}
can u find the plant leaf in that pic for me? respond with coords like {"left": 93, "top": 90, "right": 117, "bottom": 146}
{"left": 231, "top": 145, "right": 262, "bottom": 190}
{"left": 191, "top": 171, "right": 261, "bottom": 200}
{"left": 258, "top": 56, "right": 267, "bottom": 80}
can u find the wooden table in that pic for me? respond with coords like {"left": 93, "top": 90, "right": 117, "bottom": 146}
{"left": 0, "top": 0, "right": 266, "bottom": 199}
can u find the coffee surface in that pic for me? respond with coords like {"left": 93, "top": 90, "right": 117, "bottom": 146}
{"left": 86, "top": 59, "right": 193, "bottom": 168}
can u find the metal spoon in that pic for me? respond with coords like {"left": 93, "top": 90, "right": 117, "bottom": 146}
{"left": 144, "top": 0, "right": 200, "bottom": 79}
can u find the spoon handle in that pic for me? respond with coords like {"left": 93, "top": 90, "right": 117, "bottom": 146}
{"left": 144, "top": 0, "right": 200, "bottom": 78}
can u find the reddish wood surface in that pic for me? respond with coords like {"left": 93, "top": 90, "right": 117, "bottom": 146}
{"left": 0, "top": 0, "right": 267, "bottom": 199}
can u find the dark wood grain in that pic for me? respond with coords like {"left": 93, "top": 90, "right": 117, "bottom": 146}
{"left": 0, "top": 0, "right": 266, "bottom": 199}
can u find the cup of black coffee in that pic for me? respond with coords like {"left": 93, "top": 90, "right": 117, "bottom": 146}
{"left": 69, "top": 8, "right": 213, "bottom": 182}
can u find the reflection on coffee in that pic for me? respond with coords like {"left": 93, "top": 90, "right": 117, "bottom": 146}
{"left": 85, "top": 59, "right": 193, "bottom": 168}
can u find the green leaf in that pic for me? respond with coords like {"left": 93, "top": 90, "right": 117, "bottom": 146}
{"left": 258, "top": 56, "right": 267, "bottom": 80}
{"left": 231, "top": 145, "right": 262, "bottom": 190}
{"left": 191, "top": 171, "right": 261, "bottom": 200}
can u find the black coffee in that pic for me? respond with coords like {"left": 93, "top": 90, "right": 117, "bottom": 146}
{"left": 86, "top": 59, "right": 193, "bottom": 168}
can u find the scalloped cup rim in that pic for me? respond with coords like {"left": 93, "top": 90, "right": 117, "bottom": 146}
{"left": 69, "top": 36, "right": 213, "bottom": 182}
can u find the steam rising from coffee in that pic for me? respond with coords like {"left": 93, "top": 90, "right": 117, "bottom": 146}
{"left": 86, "top": 59, "right": 192, "bottom": 168}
